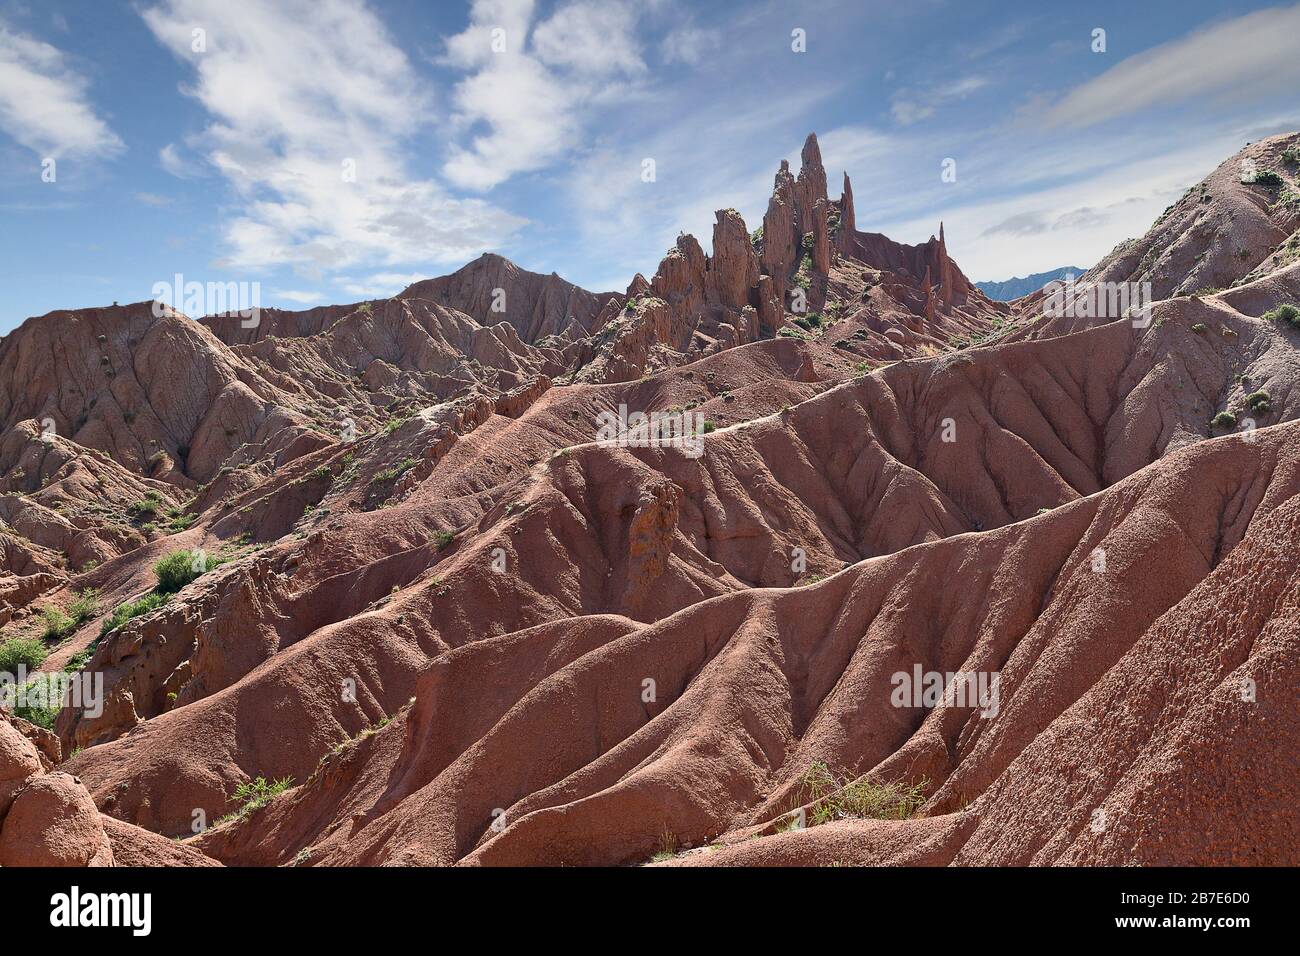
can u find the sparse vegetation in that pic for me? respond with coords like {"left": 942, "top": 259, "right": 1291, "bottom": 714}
{"left": 10, "top": 673, "right": 61, "bottom": 729}
{"left": 0, "top": 635, "right": 48, "bottom": 673}
{"left": 40, "top": 607, "right": 75, "bottom": 642}
{"left": 1264, "top": 303, "right": 1300, "bottom": 328}
{"left": 154, "top": 549, "right": 221, "bottom": 594}
{"left": 1191, "top": 323, "right": 1208, "bottom": 334}
{"left": 126, "top": 491, "right": 164, "bottom": 521}
{"left": 68, "top": 589, "right": 100, "bottom": 623}
{"left": 64, "top": 644, "right": 97, "bottom": 672}
{"left": 166, "top": 510, "right": 196, "bottom": 532}
{"left": 372, "top": 456, "right": 418, "bottom": 485}
{"left": 797, "top": 761, "right": 928, "bottom": 826}
{"left": 100, "top": 591, "right": 168, "bottom": 638}
{"left": 218, "top": 775, "right": 294, "bottom": 825}
{"left": 1211, "top": 411, "right": 1238, "bottom": 431}
{"left": 35, "top": 590, "right": 100, "bottom": 642}
{"left": 434, "top": 530, "right": 455, "bottom": 548}
{"left": 650, "top": 829, "right": 679, "bottom": 863}
{"left": 1246, "top": 391, "right": 1272, "bottom": 415}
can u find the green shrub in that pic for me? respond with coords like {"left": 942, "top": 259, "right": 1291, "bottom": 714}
{"left": 167, "top": 511, "right": 197, "bottom": 532}
{"left": 796, "top": 761, "right": 928, "bottom": 827}
{"left": 1211, "top": 411, "right": 1238, "bottom": 431}
{"left": 0, "top": 635, "right": 48, "bottom": 673}
{"left": 372, "top": 457, "right": 418, "bottom": 485}
{"left": 434, "top": 530, "right": 454, "bottom": 549}
{"left": 219, "top": 775, "right": 293, "bottom": 825}
{"left": 1252, "top": 169, "right": 1284, "bottom": 188}
{"left": 64, "top": 645, "right": 97, "bottom": 672}
{"left": 40, "top": 607, "right": 76, "bottom": 642}
{"left": 100, "top": 591, "right": 168, "bottom": 638}
{"left": 1245, "top": 391, "right": 1272, "bottom": 415}
{"left": 67, "top": 589, "right": 100, "bottom": 624}
{"left": 126, "top": 491, "right": 164, "bottom": 521}
{"left": 1264, "top": 303, "right": 1300, "bottom": 327}
{"left": 1282, "top": 147, "right": 1300, "bottom": 166}
{"left": 11, "top": 673, "right": 61, "bottom": 729}
{"left": 154, "top": 549, "right": 219, "bottom": 593}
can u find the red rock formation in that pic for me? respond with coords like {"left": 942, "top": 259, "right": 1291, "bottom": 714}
{"left": 761, "top": 161, "right": 800, "bottom": 295}
{"left": 3, "top": 131, "right": 1294, "bottom": 871}
{"left": 400, "top": 253, "right": 617, "bottom": 343}
{"left": 812, "top": 199, "right": 832, "bottom": 275}
{"left": 705, "top": 209, "right": 759, "bottom": 311}
{"left": 837, "top": 172, "right": 857, "bottom": 253}
{"left": 794, "top": 133, "right": 829, "bottom": 238}
{"left": 1084, "top": 131, "right": 1300, "bottom": 299}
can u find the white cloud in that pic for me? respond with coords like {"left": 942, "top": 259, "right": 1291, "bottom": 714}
{"left": 533, "top": 1, "right": 645, "bottom": 75}
{"left": 337, "top": 272, "right": 426, "bottom": 298}
{"left": 0, "top": 19, "right": 122, "bottom": 159}
{"left": 134, "top": 191, "right": 174, "bottom": 207}
{"left": 817, "top": 125, "right": 901, "bottom": 187}
{"left": 876, "top": 134, "right": 1243, "bottom": 282}
{"left": 1044, "top": 5, "right": 1300, "bottom": 128}
{"left": 442, "top": 0, "right": 535, "bottom": 68}
{"left": 159, "top": 142, "right": 205, "bottom": 178}
{"left": 139, "top": 0, "right": 525, "bottom": 273}
{"left": 272, "top": 289, "right": 325, "bottom": 304}
{"left": 660, "top": 25, "right": 720, "bottom": 66}
{"left": 440, "top": 0, "right": 647, "bottom": 191}
{"left": 890, "top": 75, "right": 989, "bottom": 126}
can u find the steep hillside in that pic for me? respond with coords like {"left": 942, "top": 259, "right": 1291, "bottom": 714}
{"left": 1, "top": 133, "right": 1297, "bottom": 868}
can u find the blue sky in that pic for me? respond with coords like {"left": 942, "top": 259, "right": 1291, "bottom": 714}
{"left": 2, "top": 0, "right": 1299, "bottom": 335}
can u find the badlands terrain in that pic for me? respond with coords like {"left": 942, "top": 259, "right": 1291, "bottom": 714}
{"left": 1, "top": 132, "right": 1298, "bottom": 867}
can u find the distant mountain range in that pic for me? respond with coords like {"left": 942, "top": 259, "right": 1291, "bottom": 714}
{"left": 975, "top": 266, "right": 1088, "bottom": 301}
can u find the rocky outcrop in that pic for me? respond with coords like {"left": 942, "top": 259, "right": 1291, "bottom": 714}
{"left": 837, "top": 172, "right": 857, "bottom": 253}
{"left": 400, "top": 253, "right": 617, "bottom": 343}
{"left": 706, "top": 210, "right": 759, "bottom": 311}
{"left": 1085, "top": 131, "right": 1300, "bottom": 300}
{"left": 0, "top": 713, "right": 112, "bottom": 866}
{"left": 793, "top": 133, "right": 829, "bottom": 240}
{"left": 762, "top": 161, "right": 800, "bottom": 294}
{"left": 812, "top": 199, "right": 832, "bottom": 275}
